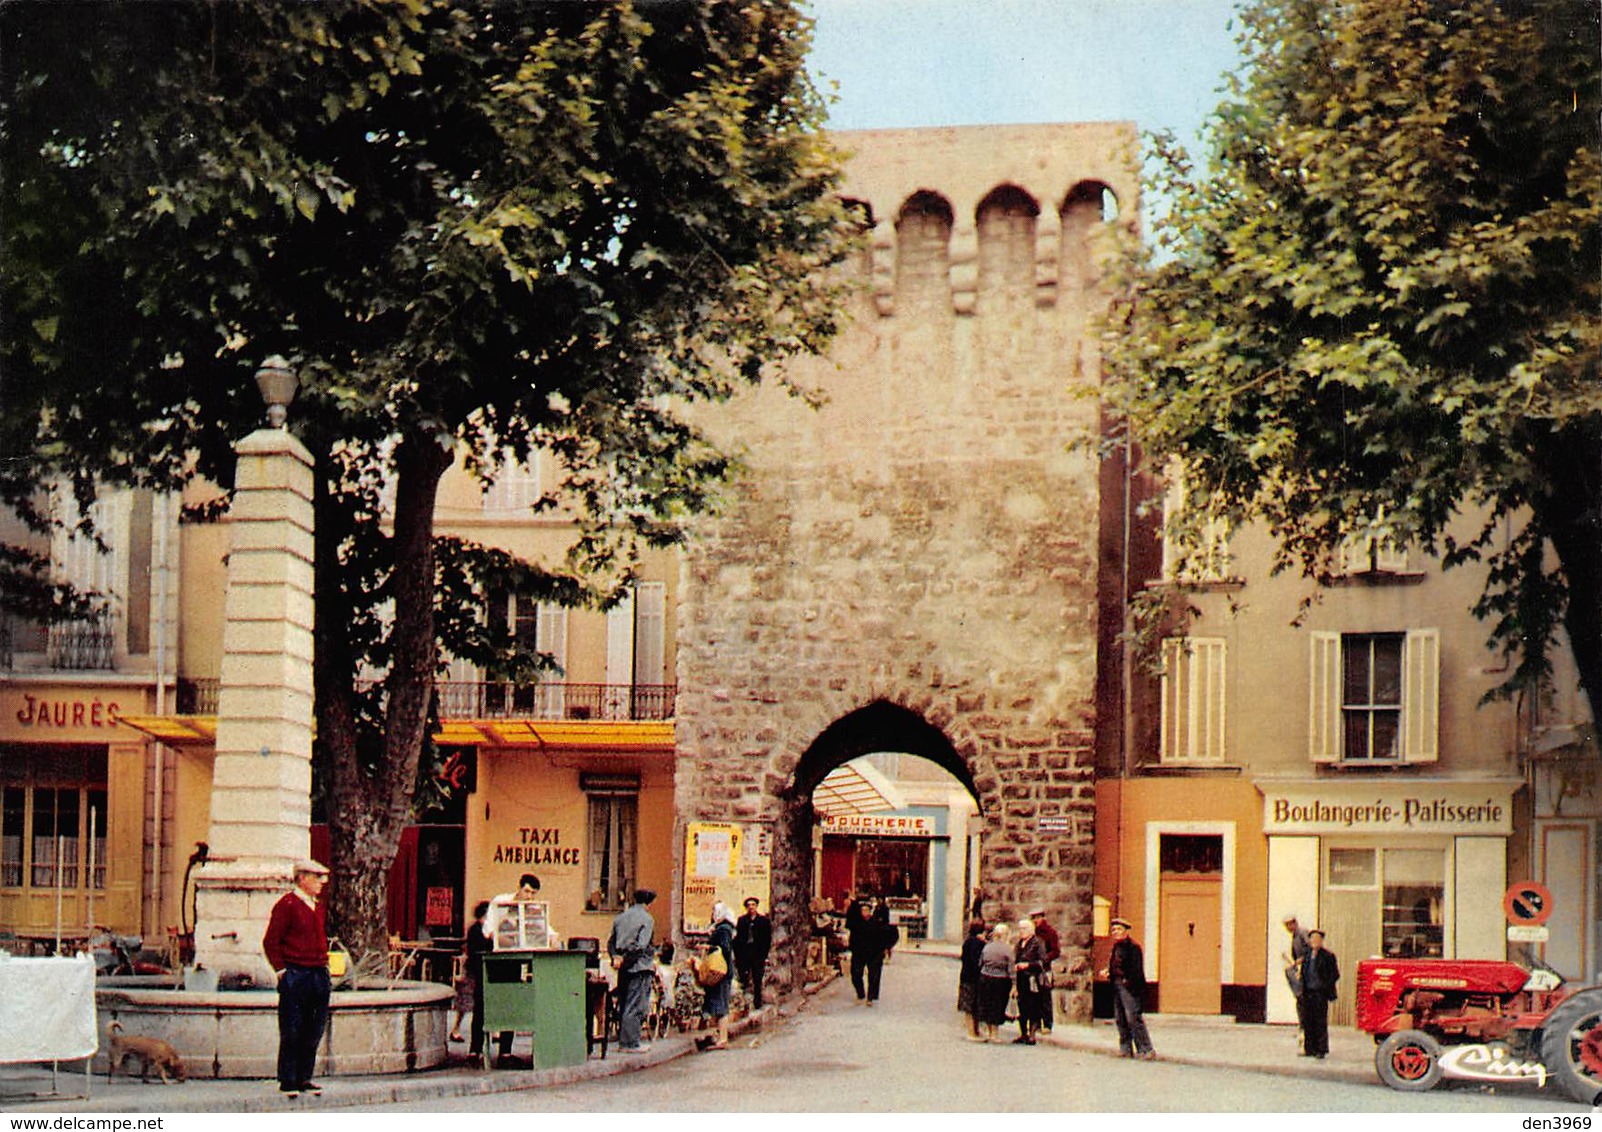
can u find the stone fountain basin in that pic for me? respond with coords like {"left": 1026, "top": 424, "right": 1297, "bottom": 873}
{"left": 96, "top": 977, "right": 451, "bottom": 1079}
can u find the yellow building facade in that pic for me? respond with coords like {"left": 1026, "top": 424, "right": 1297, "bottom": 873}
{"left": 2, "top": 457, "right": 682, "bottom": 961}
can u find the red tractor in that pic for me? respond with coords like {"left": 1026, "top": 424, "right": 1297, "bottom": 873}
{"left": 1356, "top": 955, "right": 1602, "bottom": 1102}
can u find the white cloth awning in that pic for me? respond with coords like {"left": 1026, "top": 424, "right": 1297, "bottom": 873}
{"left": 814, "top": 758, "right": 906, "bottom": 818}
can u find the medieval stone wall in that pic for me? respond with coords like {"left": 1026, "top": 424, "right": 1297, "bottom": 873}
{"left": 674, "top": 124, "right": 1138, "bottom": 1020}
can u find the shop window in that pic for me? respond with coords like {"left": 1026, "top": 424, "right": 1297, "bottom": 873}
{"left": 585, "top": 788, "right": 637, "bottom": 913}
{"left": 1381, "top": 849, "right": 1444, "bottom": 959}
{"left": 1159, "top": 637, "right": 1227, "bottom": 763}
{"left": 853, "top": 838, "right": 929, "bottom": 901}
{"left": 2, "top": 786, "right": 22, "bottom": 886}
{"left": 1327, "top": 847, "right": 1377, "bottom": 889}
{"left": 1309, "top": 629, "right": 1439, "bottom": 764}
{"left": 0, "top": 746, "right": 108, "bottom": 894}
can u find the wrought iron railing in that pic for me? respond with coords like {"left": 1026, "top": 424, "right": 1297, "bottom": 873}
{"left": 176, "top": 678, "right": 220, "bottom": 715}
{"left": 170, "top": 678, "right": 674, "bottom": 722}
{"left": 435, "top": 681, "right": 675, "bottom": 722}
{"left": 47, "top": 620, "right": 115, "bottom": 670}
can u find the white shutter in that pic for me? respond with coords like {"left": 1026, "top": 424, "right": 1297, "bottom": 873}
{"left": 1196, "top": 638, "right": 1226, "bottom": 761}
{"left": 537, "top": 603, "right": 568, "bottom": 717}
{"left": 1159, "top": 637, "right": 1184, "bottom": 762}
{"left": 1402, "top": 628, "right": 1440, "bottom": 763}
{"left": 606, "top": 590, "right": 636, "bottom": 687}
{"left": 632, "top": 582, "right": 666, "bottom": 686}
{"left": 1374, "top": 542, "right": 1410, "bottom": 573}
{"left": 1160, "top": 637, "right": 1227, "bottom": 763}
{"left": 1309, "top": 632, "right": 1342, "bottom": 763}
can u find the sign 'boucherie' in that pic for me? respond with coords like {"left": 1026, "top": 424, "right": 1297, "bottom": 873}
{"left": 818, "top": 814, "right": 935, "bottom": 838}
{"left": 1261, "top": 781, "right": 1517, "bottom": 835}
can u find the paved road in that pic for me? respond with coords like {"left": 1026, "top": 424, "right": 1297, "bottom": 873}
{"left": 366, "top": 952, "right": 1588, "bottom": 1113}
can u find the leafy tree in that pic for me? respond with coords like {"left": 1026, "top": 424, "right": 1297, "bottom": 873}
{"left": 1105, "top": 0, "right": 1601, "bottom": 726}
{"left": 1, "top": 0, "right": 853, "bottom": 958}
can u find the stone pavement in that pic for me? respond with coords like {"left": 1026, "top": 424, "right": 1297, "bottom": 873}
{"left": 2, "top": 987, "right": 1381, "bottom": 1114}
{"left": 1038, "top": 1009, "right": 1376, "bottom": 1091}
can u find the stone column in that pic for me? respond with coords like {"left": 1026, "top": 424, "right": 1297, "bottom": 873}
{"left": 193, "top": 425, "right": 315, "bottom": 986}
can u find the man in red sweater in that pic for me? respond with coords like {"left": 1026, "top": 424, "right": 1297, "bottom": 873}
{"left": 262, "top": 859, "right": 331, "bottom": 1098}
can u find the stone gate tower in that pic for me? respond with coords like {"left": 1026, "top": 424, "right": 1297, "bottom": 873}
{"left": 674, "top": 124, "right": 1137, "bottom": 1021}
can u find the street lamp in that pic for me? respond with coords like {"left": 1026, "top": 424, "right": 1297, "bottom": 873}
{"left": 253, "top": 355, "right": 298, "bottom": 428}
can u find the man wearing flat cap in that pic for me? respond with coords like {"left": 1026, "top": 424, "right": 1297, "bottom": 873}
{"left": 1100, "top": 916, "right": 1156, "bottom": 1060}
{"left": 1028, "top": 907, "right": 1061, "bottom": 1032}
{"left": 263, "top": 859, "right": 332, "bottom": 1098}
{"left": 1298, "top": 929, "right": 1340, "bottom": 1059}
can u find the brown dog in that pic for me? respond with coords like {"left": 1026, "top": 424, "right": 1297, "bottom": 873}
{"left": 107, "top": 1021, "right": 186, "bottom": 1084}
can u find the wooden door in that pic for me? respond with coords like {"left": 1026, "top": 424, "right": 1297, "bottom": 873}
{"left": 1158, "top": 875, "right": 1222, "bottom": 1014}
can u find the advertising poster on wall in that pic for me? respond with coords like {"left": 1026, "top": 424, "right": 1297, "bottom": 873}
{"left": 682, "top": 821, "right": 771, "bottom": 933}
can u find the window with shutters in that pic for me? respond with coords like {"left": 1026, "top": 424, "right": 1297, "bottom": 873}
{"left": 1161, "top": 473, "right": 1232, "bottom": 584}
{"left": 483, "top": 594, "right": 567, "bottom": 717}
{"left": 1342, "top": 633, "right": 1404, "bottom": 761}
{"left": 1339, "top": 533, "right": 1411, "bottom": 576}
{"left": 482, "top": 456, "right": 541, "bottom": 513}
{"left": 1308, "top": 629, "right": 1439, "bottom": 765}
{"left": 605, "top": 582, "right": 668, "bottom": 720}
{"left": 1159, "top": 637, "right": 1227, "bottom": 763}
{"left": 585, "top": 780, "right": 638, "bottom": 913}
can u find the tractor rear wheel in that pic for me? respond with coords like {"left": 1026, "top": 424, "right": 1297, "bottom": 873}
{"left": 1540, "top": 987, "right": 1602, "bottom": 1104}
{"left": 1375, "top": 1029, "right": 1445, "bottom": 1092}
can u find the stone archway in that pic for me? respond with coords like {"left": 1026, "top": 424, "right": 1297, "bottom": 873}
{"left": 672, "top": 124, "right": 1136, "bottom": 1024}
{"left": 773, "top": 700, "right": 984, "bottom": 977}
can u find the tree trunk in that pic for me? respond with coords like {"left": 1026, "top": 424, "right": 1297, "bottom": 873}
{"left": 321, "top": 433, "right": 453, "bottom": 964}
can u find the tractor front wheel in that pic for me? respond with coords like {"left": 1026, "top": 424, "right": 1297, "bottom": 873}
{"left": 1540, "top": 987, "right": 1602, "bottom": 1104}
{"left": 1375, "top": 1029, "right": 1445, "bottom": 1092}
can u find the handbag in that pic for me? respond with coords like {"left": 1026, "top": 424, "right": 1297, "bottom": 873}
{"left": 696, "top": 947, "right": 728, "bottom": 987}
{"left": 1039, "top": 969, "right": 1054, "bottom": 990}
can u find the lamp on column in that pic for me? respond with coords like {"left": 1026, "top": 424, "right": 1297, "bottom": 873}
{"left": 254, "top": 355, "right": 298, "bottom": 428}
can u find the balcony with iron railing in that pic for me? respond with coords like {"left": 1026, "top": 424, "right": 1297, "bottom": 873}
{"left": 174, "top": 677, "right": 675, "bottom": 722}
{"left": 1, "top": 616, "right": 116, "bottom": 671}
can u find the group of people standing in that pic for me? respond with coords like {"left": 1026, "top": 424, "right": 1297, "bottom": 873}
{"left": 957, "top": 907, "right": 1061, "bottom": 1044}
{"left": 606, "top": 890, "right": 773, "bottom": 1055}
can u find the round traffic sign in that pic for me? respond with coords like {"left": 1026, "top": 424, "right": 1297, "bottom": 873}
{"left": 1504, "top": 881, "right": 1554, "bottom": 926}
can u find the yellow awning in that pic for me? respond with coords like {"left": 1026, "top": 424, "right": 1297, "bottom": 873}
{"left": 117, "top": 714, "right": 673, "bottom": 753}
{"left": 116, "top": 715, "right": 217, "bottom": 746}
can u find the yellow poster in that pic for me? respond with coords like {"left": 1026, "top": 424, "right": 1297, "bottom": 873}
{"left": 683, "top": 821, "right": 771, "bottom": 932}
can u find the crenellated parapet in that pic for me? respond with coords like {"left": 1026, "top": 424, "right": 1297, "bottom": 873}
{"left": 834, "top": 122, "right": 1140, "bottom": 320}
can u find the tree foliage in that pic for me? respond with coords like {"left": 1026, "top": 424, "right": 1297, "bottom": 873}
{"left": 1, "top": 0, "right": 854, "bottom": 956}
{"left": 1105, "top": 0, "right": 1601, "bottom": 726}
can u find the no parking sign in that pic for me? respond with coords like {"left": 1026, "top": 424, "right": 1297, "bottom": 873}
{"left": 1504, "top": 880, "right": 1553, "bottom": 942}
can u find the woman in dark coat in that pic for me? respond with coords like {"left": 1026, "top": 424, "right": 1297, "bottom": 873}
{"left": 957, "top": 919, "right": 987, "bottom": 1040}
{"left": 699, "top": 902, "right": 737, "bottom": 1050}
{"left": 1013, "top": 917, "right": 1049, "bottom": 1045}
{"left": 976, "top": 921, "right": 1014, "bottom": 1042}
